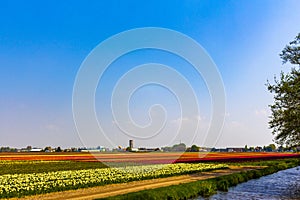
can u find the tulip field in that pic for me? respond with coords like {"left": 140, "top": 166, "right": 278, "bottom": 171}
{"left": 1, "top": 152, "right": 298, "bottom": 163}
{"left": 0, "top": 161, "right": 227, "bottom": 198}
{"left": 0, "top": 152, "right": 298, "bottom": 198}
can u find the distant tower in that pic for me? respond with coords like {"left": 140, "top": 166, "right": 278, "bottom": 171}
{"left": 129, "top": 140, "right": 133, "bottom": 149}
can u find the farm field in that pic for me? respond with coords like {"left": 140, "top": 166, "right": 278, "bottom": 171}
{"left": 0, "top": 160, "right": 227, "bottom": 198}
{"left": 13, "top": 165, "right": 262, "bottom": 200}
{"left": 0, "top": 152, "right": 299, "bottom": 199}
{"left": 0, "top": 151, "right": 298, "bottom": 163}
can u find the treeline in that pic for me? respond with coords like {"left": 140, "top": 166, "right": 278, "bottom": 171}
{"left": 161, "top": 143, "right": 204, "bottom": 152}
{"left": 0, "top": 146, "right": 79, "bottom": 153}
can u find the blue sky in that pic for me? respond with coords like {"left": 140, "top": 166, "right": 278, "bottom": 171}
{"left": 0, "top": 0, "right": 299, "bottom": 148}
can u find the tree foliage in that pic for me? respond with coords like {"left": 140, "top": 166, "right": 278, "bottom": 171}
{"left": 267, "top": 33, "right": 300, "bottom": 146}
{"left": 186, "top": 144, "right": 200, "bottom": 152}
{"left": 190, "top": 144, "right": 200, "bottom": 152}
{"left": 172, "top": 143, "right": 187, "bottom": 152}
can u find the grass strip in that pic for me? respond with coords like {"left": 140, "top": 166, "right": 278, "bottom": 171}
{"left": 98, "top": 158, "right": 300, "bottom": 200}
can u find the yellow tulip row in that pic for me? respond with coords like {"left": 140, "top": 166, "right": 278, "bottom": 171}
{"left": 0, "top": 163, "right": 227, "bottom": 198}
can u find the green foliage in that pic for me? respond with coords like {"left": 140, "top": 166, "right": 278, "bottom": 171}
{"left": 267, "top": 33, "right": 300, "bottom": 146}
{"left": 280, "top": 33, "right": 300, "bottom": 65}
{"left": 190, "top": 145, "right": 200, "bottom": 152}
{"left": 55, "top": 147, "right": 62, "bottom": 152}
{"left": 172, "top": 143, "right": 187, "bottom": 152}
{"left": 263, "top": 143, "right": 277, "bottom": 152}
{"left": 125, "top": 147, "right": 132, "bottom": 152}
{"left": 101, "top": 181, "right": 217, "bottom": 200}
{"left": 162, "top": 143, "right": 187, "bottom": 152}
{"left": 0, "top": 147, "right": 18, "bottom": 152}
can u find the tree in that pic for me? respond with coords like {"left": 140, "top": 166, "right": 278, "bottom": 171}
{"left": 244, "top": 145, "right": 248, "bottom": 152}
{"left": 55, "top": 147, "right": 62, "bottom": 152}
{"left": 268, "top": 144, "right": 276, "bottom": 151}
{"left": 267, "top": 33, "right": 300, "bottom": 146}
{"left": 172, "top": 143, "right": 186, "bottom": 152}
{"left": 161, "top": 146, "right": 172, "bottom": 152}
{"left": 263, "top": 146, "right": 266, "bottom": 151}
{"left": 249, "top": 146, "right": 254, "bottom": 152}
{"left": 125, "top": 146, "right": 132, "bottom": 152}
{"left": 44, "top": 146, "right": 52, "bottom": 152}
{"left": 189, "top": 145, "right": 200, "bottom": 152}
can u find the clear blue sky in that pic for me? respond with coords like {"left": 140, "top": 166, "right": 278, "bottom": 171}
{"left": 0, "top": 0, "right": 299, "bottom": 148}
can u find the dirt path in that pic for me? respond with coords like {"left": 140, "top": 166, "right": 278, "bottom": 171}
{"left": 12, "top": 166, "right": 263, "bottom": 200}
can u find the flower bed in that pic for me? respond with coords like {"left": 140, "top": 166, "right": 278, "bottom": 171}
{"left": 0, "top": 163, "right": 227, "bottom": 198}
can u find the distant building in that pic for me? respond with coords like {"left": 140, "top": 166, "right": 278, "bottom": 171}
{"left": 138, "top": 147, "right": 160, "bottom": 152}
{"left": 211, "top": 148, "right": 227, "bottom": 152}
{"left": 30, "top": 148, "right": 43, "bottom": 152}
{"left": 131, "top": 148, "right": 139, "bottom": 152}
{"left": 129, "top": 140, "right": 133, "bottom": 149}
{"left": 80, "top": 149, "right": 102, "bottom": 152}
{"left": 226, "top": 148, "right": 244, "bottom": 152}
{"left": 79, "top": 146, "right": 107, "bottom": 152}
